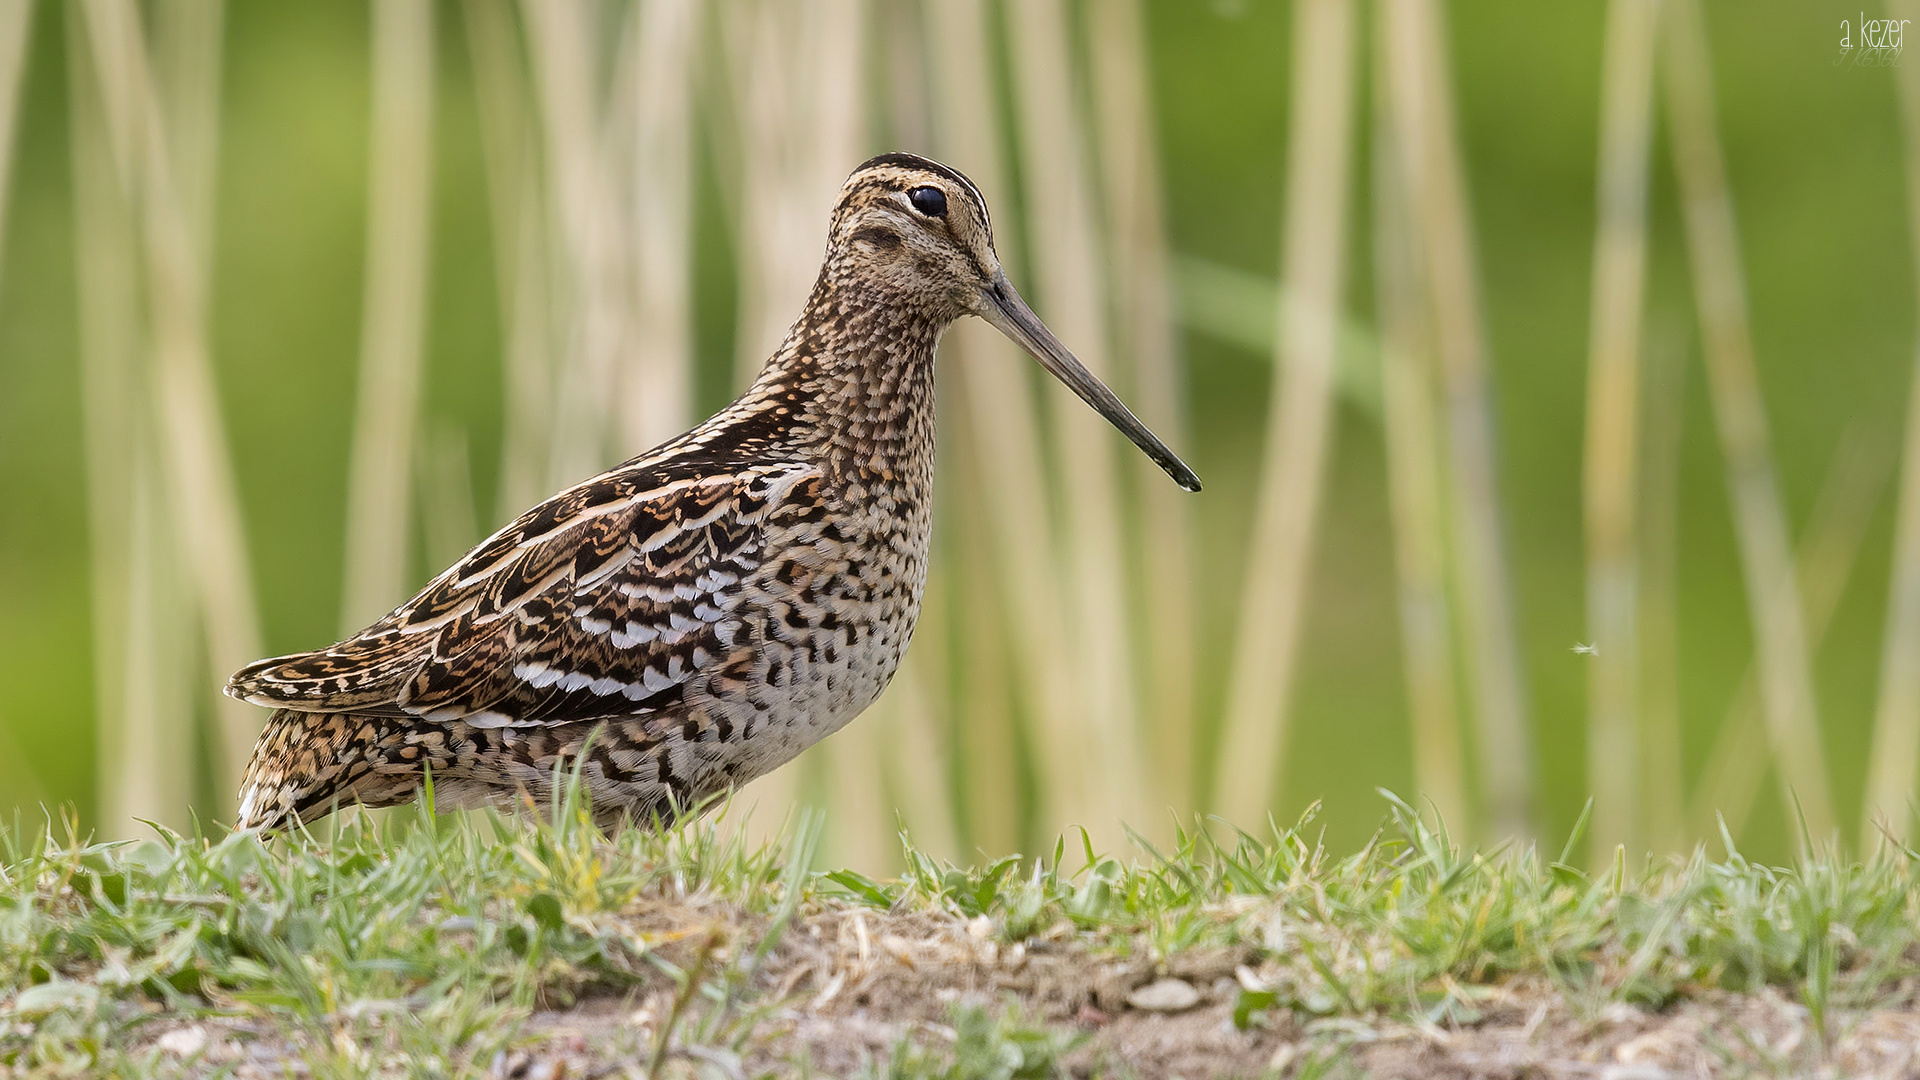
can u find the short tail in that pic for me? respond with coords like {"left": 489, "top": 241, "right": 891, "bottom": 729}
{"left": 235, "top": 710, "right": 437, "bottom": 831}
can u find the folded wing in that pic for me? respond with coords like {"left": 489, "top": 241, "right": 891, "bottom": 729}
{"left": 226, "top": 461, "right": 823, "bottom": 729}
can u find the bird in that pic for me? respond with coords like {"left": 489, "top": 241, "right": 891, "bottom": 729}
{"left": 225, "top": 152, "right": 1201, "bottom": 832}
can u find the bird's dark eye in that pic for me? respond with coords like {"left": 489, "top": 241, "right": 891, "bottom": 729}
{"left": 908, "top": 186, "right": 947, "bottom": 217}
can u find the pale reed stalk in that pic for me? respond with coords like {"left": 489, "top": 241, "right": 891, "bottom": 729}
{"left": 83, "top": 0, "right": 263, "bottom": 799}
{"left": 625, "top": 0, "right": 701, "bottom": 453}
{"left": 802, "top": 0, "right": 886, "bottom": 865}
{"left": 1088, "top": 0, "right": 1199, "bottom": 824}
{"left": 925, "top": 0, "right": 1080, "bottom": 850}
{"left": 952, "top": 473, "right": 1020, "bottom": 853}
{"left": 464, "top": 0, "right": 555, "bottom": 518}
{"left": 0, "top": 0, "right": 30, "bottom": 299}
{"left": 1214, "top": 0, "right": 1355, "bottom": 830}
{"left": 1383, "top": 0, "right": 1534, "bottom": 841}
{"left": 522, "top": 0, "right": 630, "bottom": 486}
{"left": 723, "top": 0, "right": 864, "bottom": 381}
{"left": 1691, "top": 430, "right": 1891, "bottom": 840}
{"left": 720, "top": 0, "right": 871, "bottom": 847}
{"left": 1662, "top": 0, "right": 1834, "bottom": 841}
{"left": 68, "top": 14, "right": 192, "bottom": 832}
{"left": 1371, "top": 22, "right": 1467, "bottom": 837}
{"left": 1005, "top": 0, "right": 1146, "bottom": 848}
{"left": 419, "top": 425, "right": 481, "bottom": 570}
{"left": 1637, "top": 331, "right": 1687, "bottom": 853}
{"left": 859, "top": 0, "right": 960, "bottom": 862}
{"left": 1863, "top": 0, "right": 1920, "bottom": 847}
{"left": 0, "top": 0, "right": 35, "bottom": 808}
{"left": 341, "top": 0, "right": 435, "bottom": 633}
{"left": 153, "top": 0, "right": 221, "bottom": 271}
{"left": 1582, "top": 0, "right": 1659, "bottom": 859}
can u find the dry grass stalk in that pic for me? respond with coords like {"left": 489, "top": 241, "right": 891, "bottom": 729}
{"left": 1004, "top": 0, "right": 1147, "bottom": 846}
{"left": 1214, "top": 0, "right": 1356, "bottom": 830}
{"left": 1691, "top": 430, "right": 1892, "bottom": 841}
{"left": 341, "top": 0, "right": 435, "bottom": 633}
{"left": 81, "top": 0, "right": 264, "bottom": 800}
{"left": 1661, "top": 0, "right": 1834, "bottom": 841}
{"left": 1371, "top": 13, "right": 1468, "bottom": 838}
{"left": 1582, "top": 0, "right": 1659, "bottom": 857}
{"left": 1383, "top": 0, "right": 1534, "bottom": 841}
{"left": 1863, "top": 0, "right": 1920, "bottom": 847}
{"left": 1088, "top": 0, "right": 1199, "bottom": 820}
{"left": 924, "top": 0, "right": 1085, "bottom": 845}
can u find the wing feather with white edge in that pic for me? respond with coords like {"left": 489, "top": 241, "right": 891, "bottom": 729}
{"left": 225, "top": 461, "right": 822, "bottom": 728}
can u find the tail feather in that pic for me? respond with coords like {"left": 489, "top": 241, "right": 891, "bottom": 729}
{"left": 235, "top": 710, "right": 439, "bottom": 831}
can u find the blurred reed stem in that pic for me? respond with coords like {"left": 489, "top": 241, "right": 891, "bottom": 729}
{"left": 948, "top": 426, "right": 1020, "bottom": 852}
{"left": 1088, "top": 0, "right": 1199, "bottom": 821}
{"left": 1582, "top": 0, "right": 1658, "bottom": 859}
{"left": 463, "top": 0, "right": 554, "bottom": 519}
{"left": 719, "top": 0, "right": 871, "bottom": 846}
{"left": 523, "top": 0, "right": 630, "bottom": 486}
{"left": 69, "top": 7, "right": 191, "bottom": 831}
{"left": 419, "top": 424, "right": 480, "bottom": 571}
{"left": 82, "top": 0, "right": 263, "bottom": 804}
{"left": 1691, "top": 429, "right": 1891, "bottom": 841}
{"left": 1371, "top": 9, "right": 1468, "bottom": 837}
{"left": 1005, "top": 0, "right": 1147, "bottom": 847}
{"left": 1214, "top": 0, "right": 1354, "bottom": 829}
{"left": 1661, "top": 0, "right": 1834, "bottom": 842}
{"left": 625, "top": 0, "right": 700, "bottom": 452}
{"left": 1863, "top": 0, "right": 1920, "bottom": 847}
{"left": 1637, "top": 330, "right": 1687, "bottom": 854}
{"left": 0, "top": 0, "right": 35, "bottom": 805}
{"left": 1383, "top": 0, "right": 1534, "bottom": 841}
{"left": 0, "top": 0, "right": 30, "bottom": 299}
{"left": 924, "top": 0, "right": 1082, "bottom": 850}
{"left": 341, "top": 0, "right": 435, "bottom": 633}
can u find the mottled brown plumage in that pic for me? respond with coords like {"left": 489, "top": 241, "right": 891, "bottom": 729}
{"left": 227, "top": 153, "right": 1199, "bottom": 832}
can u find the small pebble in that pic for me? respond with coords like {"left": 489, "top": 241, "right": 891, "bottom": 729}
{"left": 1128, "top": 977, "right": 1201, "bottom": 1012}
{"left": 156, "top": 1026, "right": 208, "bottom": 1057}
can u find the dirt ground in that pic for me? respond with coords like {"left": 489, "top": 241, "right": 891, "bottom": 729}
{"left": 138, "top": 905, "right": 1920, "bottom": 1078}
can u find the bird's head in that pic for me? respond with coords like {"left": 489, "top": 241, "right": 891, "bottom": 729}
{"left": 826, "top": 152, "right": 1201, "bottom": 492}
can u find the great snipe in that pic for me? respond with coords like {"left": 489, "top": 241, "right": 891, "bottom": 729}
{"left": 226, "top": 153, "right": 1200, "bottom": 831}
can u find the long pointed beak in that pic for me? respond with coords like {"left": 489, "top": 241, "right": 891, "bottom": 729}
{"left": 976, "top": 273, "right": 1202, "bottom": 492}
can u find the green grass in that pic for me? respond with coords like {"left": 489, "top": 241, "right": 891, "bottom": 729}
{"left": 1, "top": 783, "right": 1917, "bottom": 1077}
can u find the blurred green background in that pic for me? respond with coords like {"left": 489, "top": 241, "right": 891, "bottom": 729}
{"left": 0, "top": 0, "right": 1910, "bottom": 865}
